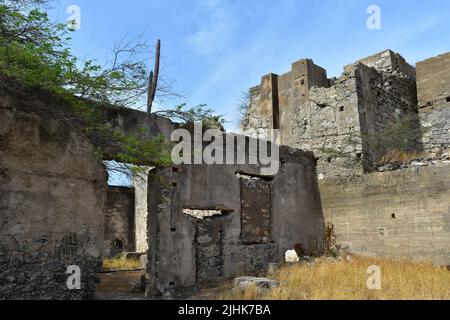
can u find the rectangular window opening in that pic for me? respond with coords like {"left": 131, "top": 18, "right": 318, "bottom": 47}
{"left": 235, "top": 171, "right": 274, "bottom": 182}
{"left": 183, "top": 207, "right": 233, "bottom": 220}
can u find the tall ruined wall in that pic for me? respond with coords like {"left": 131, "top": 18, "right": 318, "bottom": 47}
{"left": 104, "top": 186, "right": 135, "bottom": 257}
{"left": 417, "top": 52, "right": 450, "bottom": 158}
{"left": 277, "top": 59, "right": 328, "bottom": 140}
{"left": 419, "top": 105, "right": 450, "bottom": 158}
{"left": 355, "top": 62, "right": 418, "bottom": 169}
{"left": 319, "top": 165, "right": 450, "bottom": 265}
{"left": 0, "top": 82, "right": 108, "bottom": 299}
{"left": 241, "top": 75, "right": 279, "bottom": 139}
{"left": 103, "top": 105, "right": 176, "bottom": 142}
{"left": 146, "top": 142, "right": 324, "bottom": 297}
{"left": 416, "top": 52, "right": 450, "bottom": 108}
{"left": 243, "top": 50, "right": 418, "bottom": 179}
{"left": 132, "top": 168, "right": 152, "bottom": 253}
{"left": 281, "top": 67, "right": 363, "bottom": 179}
{"left": 242, "top": 59, "right": 328, "bottom": 141}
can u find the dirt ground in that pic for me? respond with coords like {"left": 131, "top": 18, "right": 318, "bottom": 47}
{"left": 94, "top": 271, "right": 146, "bottom": 300}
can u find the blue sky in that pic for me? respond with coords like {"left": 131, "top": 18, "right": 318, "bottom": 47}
{"left": 49, "top": 0, "right": 450, "bottom": 132}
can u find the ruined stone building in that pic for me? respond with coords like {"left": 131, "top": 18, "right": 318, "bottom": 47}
{"left": 146, "top": 140, "right": 323, "bottom": 296}
{"left": 0, "top": 49, "right": 449, "bottom": 300}
{"left": 242, "top": 50, "right": 450, "bottom": 266}
{"left": 242, "top": 50, "right": 420, "bottom": 179}
{"left": 0, "top": 78, "right": 325, "bottom": 299}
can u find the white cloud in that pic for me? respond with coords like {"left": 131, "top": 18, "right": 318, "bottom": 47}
{"left": 185, "top": 0, "right": 234, "bottom": 55}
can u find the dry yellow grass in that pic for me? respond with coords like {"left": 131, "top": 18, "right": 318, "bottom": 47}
{"left": 221, "top": 256, "right": 450, "bottom": 300}
{"left": 381, "top": 150, "right": 427, "bottom": 164}
{"left": 102, "top": 258, "right": 141, "bottom": 270}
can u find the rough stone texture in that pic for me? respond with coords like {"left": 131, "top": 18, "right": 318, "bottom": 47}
{"left": 103, "top": 105, "right": 176, "bottom": 143}
{"left": 240, "top": 75, "right": 279, "bottom": 140}
{"left": 355, "top": 63, "right": 419, "bottom": 169}
{"left": 146, "top": 141, "right": 324, "bottom": 297}
{"left": 416, "top": 52, "right": 450, "bottom": 107}
{"left": 344, "top": 49, "right": 416, "bottom": 79}
{"left": 240, "top": 178, "right": 272, "bottom": 244}
{"left": 0, "top": 82, "right": 108, "bottom": 299}
{"left": 242, "top": 50, "right": 418, "bottom": 179}
{"left": 104, "top": 186, "right": 135, "bottom": 258}
{"left": 319, "top": 165, "right": 450, "bottom": 265}
{"left": 132, "top": 168, "right": 152, "bottom": 253}
{"left": 195, "top": 219, "right": 225, "bottom": 284}
{"left": 242, "top": 59, "right": 328, "bottom": 141}
{"left": 416, "top": 52, "right": 450, "bottom": 158}
{"left": 419, "top": 104, "right": 450, "bottom": 158}
{"left": 281, "top": 69, "right": 363, "bottom": 179}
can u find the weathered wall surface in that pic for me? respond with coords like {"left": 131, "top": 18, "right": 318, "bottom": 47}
{"left": 146, "top": 144, "right": 324, "bottom": 297}
{"left": 240, "top": 75, "right": 279, "bottom": 139}
{"left": 281, "top": 68, "right": 363, "bottom": 179}
{"left": 0, "top": 83, "right": 108, "bottom": 299}
{"left": 419, "top": 104, "right": 450, "bottom": 158}
{"left": 243, "top": 50, "right": 418, "bottom": 179}
{"left": 320, "top": 165, "right": 450, "bottom": 265}
{"left": 356, "top": 62, "right": 419, "bottom": 168}
{"left": 103, "top": 105, "right": 176, "bottom": 142}
{"left": 416, "top": 53, "right": 450, "bottom": 158}
{"left": 277, "top": 59, "right": 328, "bottom": 137}
{"left": 104, "top": 186, "right": 135, "bottom": 257}
{"left": 132, "top": 168, "right": 152, "bottom": 253}
{"left": 242, "top": 59, "right": 328, "bottom": 141}
{"left": 346, "top": 49, "right": 416, "bottom": 79}
{"left": 417, "top": 52, "right": 450, "bottom": 107}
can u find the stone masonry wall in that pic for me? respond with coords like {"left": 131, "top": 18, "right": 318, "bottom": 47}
{"left": 416, "top": 52, "right": 450, "bottom": 158}
{"left": 416, "top": 52, "right": 450, "bottom": 107}
{"left": 243, "top": 50, "right": 419, "bottom": 179}
{"left": 146, "top": 142, "right": 324, "bottom": 297}
{"left": 240, "top": 75, "right": 278, "bottom": 140}
{"left": 419, "top": 104, "right": 450, "bottom": 158}
{"left": 104, "top": 186, "right": 135, "bottom": 258}
{"left": 132, "top": 168, "right": 152, "bottom": 253}
{"left": 320, "top": 165, "right": 450, "bottom": 265}
{"left": 242, "top": 59, "right": 328, "bottom": 141}
{"left": 281, "top": 69, "right": 363, "bottom": 179}
{"left": 0, "top": 82, "right": 108, "bottom": 299}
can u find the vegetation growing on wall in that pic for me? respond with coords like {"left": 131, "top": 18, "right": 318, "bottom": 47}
{"left": 321, "top": 115, "right": 423, "bottom": 170}
{"left": 0, "top": 0, "right": 224, "bottom": 166}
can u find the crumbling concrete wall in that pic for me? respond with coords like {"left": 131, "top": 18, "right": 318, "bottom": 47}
{"left": 132, "top": 168, "right": 152, "bottom": 253}
{"left": 146, "top": 142, "right": 324, "bottom": 297}
{"left": 417, "top": 52, "right": 450, "bottom": 158}
{"left": 240, "top": 75, "right": 279, "bottom": 140}
{"left": 242, "top": 59, "right": 328, "bottom": 141}
{"left": 416, "top": 52, "right": 450, "bottom": 108}
{"left": 319, "top": 165, "right": 450, "bottom": 265}
{"left": 281, "top": 69, "right": 363, "bottom": 179}
{"left": 242, "top": 50, "right": 418, "bottom": 179}
{"left": 102, "top": 107, "right": 175, "bottom": 254}
{"left": 104, "top": 186, "right": 135, "bottom": 257}
{"left": 0, "top": 83, "right": 108, "bottom": 299}
{"left": 419, "top": 105, "right": 450, "bottom": 158}
{"left": 103, "top": 105, "right": 176, "bottom": 142}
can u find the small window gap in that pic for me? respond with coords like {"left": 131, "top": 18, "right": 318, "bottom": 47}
{"left": 183, "top": 207, "right": 233, "bottom": 220}
{"left": 235, "top": 171, "right": 274, "bottom": 182}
